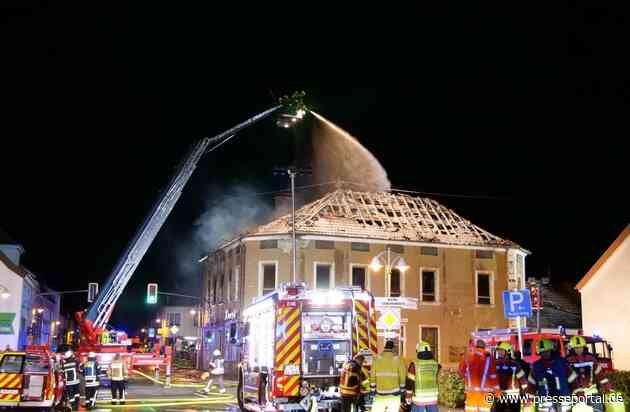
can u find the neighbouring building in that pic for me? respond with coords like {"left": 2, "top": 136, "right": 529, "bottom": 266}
{"left": 576, "top": 224, "right": 630, "bottom": 371}
{"left": 202, "top": 190, "right": 529, "bottom": 373}
{"left": 528, "top": 277, "right": 581, "bottom": 333}
{"left": 0, "top": 229, "right": 60, "bottom": 350}
{"left": 158, "top": 305, "right": 200, "bottom": 344}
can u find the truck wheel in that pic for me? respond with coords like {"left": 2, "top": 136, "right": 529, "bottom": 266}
{"left": 237, "top": 368, "right": 246, "bottom": 412}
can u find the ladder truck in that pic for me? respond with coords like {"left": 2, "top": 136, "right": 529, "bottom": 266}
{"left": 73, "top": 94, "right": 307, "bottom": 374}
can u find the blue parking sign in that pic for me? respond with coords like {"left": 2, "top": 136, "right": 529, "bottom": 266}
{"left": 502, "top": 289, "right": 533, "bottom": 318}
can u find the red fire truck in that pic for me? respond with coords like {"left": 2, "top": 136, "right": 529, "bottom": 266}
{"left": 471, "top": 328, "right": 615, "bottom": 371}
{"left": 0, "top": 345, "right": 64, "bottom": 410}
{"left": 237, "top": 285, "right": 378, "bottom": 412}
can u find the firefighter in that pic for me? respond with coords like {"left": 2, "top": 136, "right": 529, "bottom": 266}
{"left": 458, "top": 340, "right": 499, "bottom": 412}
{"left": 61, "top": 350, "right": 81, "bottom": 411}
{"left": 370, "top": 340, "right": 407, "bottom": 412}
{"left": 528, "top": 339, "right": 577, "bottom": 412}
{"left": 203, "top": 349, "right": 226, "bottom": 394}
{"left": 566, "top": 336, "right": 611, "bottom": 412}
{"left": 108, "top": 353, "right": 128, "bottom": 404}
{"left": 80, "top": 352, "right": 100, "bottom": 409}
{"left": 340, "top": 354, "right": 368, "bottom": 412}
{"left": 405, "top": 341, "right": 439, "bottom": 412}
{"left": 494, "top": 342, "right": 528, "bottom": 412}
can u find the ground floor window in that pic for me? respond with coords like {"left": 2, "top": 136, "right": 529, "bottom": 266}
{"left": 419, "top": 326, "right": 439, "bottom": 362}
{"left": 315, "top": 263, "right": 334, "bottom": 289}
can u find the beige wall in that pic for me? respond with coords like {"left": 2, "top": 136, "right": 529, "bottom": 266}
{"left": 580, "top": 236, "right": 630, "bottom": 370}
{"left": 205, "top": 237, "right": 515, "bottom": 366}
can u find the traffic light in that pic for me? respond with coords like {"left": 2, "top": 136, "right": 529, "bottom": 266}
{"left": 205, "top": 330, "right": 213, "bottom": 343}
{"left": 87, "top": 283, "right": 99, "bottom": 303}
{"left": 147, "top": 283, "right": 158, "bottom": 304}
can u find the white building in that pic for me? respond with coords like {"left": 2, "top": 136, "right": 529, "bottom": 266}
{"left": 159, "top": 305, "right": 200, "bottom": 343}
{"left": 0, "top": 230, "right": 60, "bottom": 350}
{"left": 576, "top": 224, "right": 630, "bottom": 371}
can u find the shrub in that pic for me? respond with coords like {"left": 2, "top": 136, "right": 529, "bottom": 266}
{"left": 608, "top": 370, "right": 630, "bottom": 410}
{"left": 438, "top": 368, "right": 465, "bottom": 408}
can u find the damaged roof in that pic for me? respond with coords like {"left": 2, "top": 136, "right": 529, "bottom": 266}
{"left": 246, "top": 190, "right": 520, "bottom": 248}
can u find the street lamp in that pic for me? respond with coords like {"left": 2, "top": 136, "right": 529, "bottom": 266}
{"left": 37, "top": 308, "right": 44, "bottom": 314}
{"left": 189, "top": 309, "right": 196, "bottom": 316}
{"left": 155, "top": 318, "right": 161, "bottom": 324}
{"left": 370, "top": 247, "right": 409, "bottom": 274}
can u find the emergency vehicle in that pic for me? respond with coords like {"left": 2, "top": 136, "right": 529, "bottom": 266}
{"left": 237, "top": 284, "right": 378, "bottom": 412}
{"left": 0, "top": 345, "right": 64, "bottom": 410}
{"left": 471, "top": 328, "right": 615, "bottom": 370}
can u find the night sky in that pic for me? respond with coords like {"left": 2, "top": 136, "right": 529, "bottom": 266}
{"left": 1, "top": 3, "right": 627, "bottom": 332}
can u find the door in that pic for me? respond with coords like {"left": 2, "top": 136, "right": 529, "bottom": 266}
{"left": 0, "top": 354, "right": 24, "bottom": 403}
{"left": 420, "top": 327, "right": 439, "bottom": 362}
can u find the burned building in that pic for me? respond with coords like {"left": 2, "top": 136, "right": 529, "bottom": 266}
{"left": 202, "top": 190, "right": 528, "bottom": 373}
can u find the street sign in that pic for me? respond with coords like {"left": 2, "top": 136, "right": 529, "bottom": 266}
{"left": 375, "top": 297, "right": 418, "bottom": 310}
{"left": 148, "top": 328, "right": 155, "bottom": 338}
{"left": 502, "top": 289, "right": 533, "bottom": 318}
{"left": 377, "top": 308, "right": 401, "bottom": 330}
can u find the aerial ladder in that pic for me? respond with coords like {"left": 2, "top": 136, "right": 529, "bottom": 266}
{"left": 75, "top": 93, "right": 307, "bottom": 354}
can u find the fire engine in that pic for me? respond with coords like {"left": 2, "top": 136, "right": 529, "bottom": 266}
{"left": 471, "top": 328, "right": 615, "bottom": 371}
{"left": 237, "top": 284, "right": 378, "bottom": 412}
{"left": 0, "top": 345, "right": 64, "bottom": 410}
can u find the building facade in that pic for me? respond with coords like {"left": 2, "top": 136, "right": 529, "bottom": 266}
{"left": 0, "top": 230, "right": 61, "bottom": 350}
{"left": 203, "top": 190, "right": 528, "bottom": 372}
{"left": 576, "top": 224, "right": 630, "bottom": 371}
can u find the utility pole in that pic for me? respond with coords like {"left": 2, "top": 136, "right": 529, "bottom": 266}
{"left": 273, "top": 166, "right": 312, "bottom": 285}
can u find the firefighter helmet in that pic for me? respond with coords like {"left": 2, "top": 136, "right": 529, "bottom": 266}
{"left": 497, "top": 341, "right": 513, "bottom": 352}
{"left": 536, "top": 339, "right": 555, "bottom": 354}
{"left": 569, "top": 336, "right": 587, "bottom": 349}
{"left": 416, "top": 341, "right": 431, "bottom": 353}
{"left": 213, "top": 349, "right": 221, "bottom": 356}
{"left": 88, "top": 351, "right": 96, "bottom": 358}
{"left": 64, "top": 350, "right": 73, "bottom": 359}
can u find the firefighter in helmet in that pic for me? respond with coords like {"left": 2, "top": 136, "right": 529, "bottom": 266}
{"left": 370, "top": 340, "right": 407, "bottom": 412}
{"left": 405, "top": 341, "right": 440, "bottom": 412}
{"left": 340, "top": 353, "right": 369, "bottom": 412}
{"left": 204, "top": 349, "right": 226, "bottom": 394}
{"left": 107, "top": 353, "right": 128, "bottom": 404}
{"left": 528, "top": 339, "right": 577, "bottom": 412}
{"left": 62, "top": 350, "right": 81, "bottom": 411}
{"left": 458, "top": 340, "right": 499, "bottom": 412}
{"left": 494, "top": 342, "right": 529, "bottom": 412}
{"left": 566, "top": 336, "right": 611, "bottom": 412}
{"left": 80, "top": 352, "right": 100, "bottom": 409}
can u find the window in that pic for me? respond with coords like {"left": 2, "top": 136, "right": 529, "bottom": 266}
{"left": 389, "top": 268, "right": 402, "bottom": 297}
{"left": 476, "top": 272, "right": 493, "bottom": 305}
{"left": 351, "top": 265, "right": 367, "bottom": 289}
{"left": 421, "top": 246, "right": 438, "bottom": 256}
{"left": 24, "top": 354, "right": 48, "bottom": 373}
{"left": 233, "top": 266, "right": 240, "bottom": 302}
{"left": 260, "top": 262, "right": 277, "bottom": 296}
{"left": 420, "top": 326, "right": 439, "bottom": 362}
{"left": 421, "top": 270, "right": 437, "bottom": 303}
{"left": 351, "top": 242, "right": 370, "bottom": 252}
{"left": 523, "top": 339, "right": 533, "bottom": 356}
{"left": 167, "top": 312, "right": 182, "bottom": 326}
{"left": 0, "top": 355, "right": 24, "bottom": 373}
{"left": 387, "top": 244, "right": 404, "bottom": 254}
{"left": 315, "top": 263, "right": 333, "bottom": 289}
{"left": 475, "top": 250, "right": 494, "bottom": 259}
{"left": 399, "top": 325, "right": 406, "bottom": 357}
{"left": 260, "top": 240, "right": 278, "bottom": 249}
{"left": 315, "top": 240, "right": 335, "bottom": 250}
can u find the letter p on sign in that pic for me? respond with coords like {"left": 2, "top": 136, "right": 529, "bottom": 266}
{"left": 502, "top": 289, "right": 532, "bottom": 318}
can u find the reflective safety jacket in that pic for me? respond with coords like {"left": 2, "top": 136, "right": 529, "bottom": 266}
{"left": 108, "top": 359, "right": 128, "bottom": 381}
{"left": 210, "top": 356, "right": 225, "bottom": 375}
{"left": 565, "top": 353, "right": 610, "bottom": 395}
{"left": 80, "top": 359, "right": 100, "bottom": 387}
{"left": 528, "top": 356, "right": 577, "bottom": 397}
{"left": 62, "top": 357, "right": 80, "bottom": 386}
{"left": 496, "top": 358, "right": 528, "bottom": 395}
{"left": 406, "top": 359, "right": 439, "bottom": 405}
{"left": 370, "top": 350, "right": 406, "bottom": 396}
{"left": 458, "top": 348, "right": 499, "bottom": 393}
{"left": 340, "top": 359, "right": 368, "bottom": 398}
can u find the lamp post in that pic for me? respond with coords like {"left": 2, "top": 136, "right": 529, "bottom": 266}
{"left": 370, "top": 247, "right": 409, "bottom": 296}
